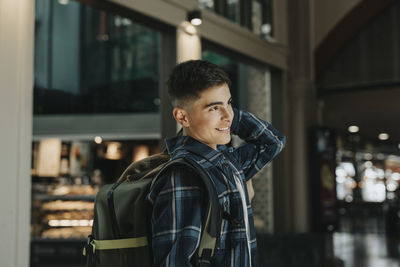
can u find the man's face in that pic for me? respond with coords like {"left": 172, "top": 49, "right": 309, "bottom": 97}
{"left": 180, "top": 83, "right": 233, "bottom": 150}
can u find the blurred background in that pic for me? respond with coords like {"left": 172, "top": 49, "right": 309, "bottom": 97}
{"left": 1, "top": 0, "right": 400, "bottom": 266}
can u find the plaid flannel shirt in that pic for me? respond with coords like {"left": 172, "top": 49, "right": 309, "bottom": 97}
{"left": 147, "top": 108, "right": 286, "bottom": 267}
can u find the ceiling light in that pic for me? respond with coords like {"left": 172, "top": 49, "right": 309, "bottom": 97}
{"left": 188, "top": 10, "right": 202, "bottom": 26}
{"left": 94, "top": 136, "right": 102, "bottom": 144}
{"left": 378, "top": 133, "right": 389, "bottom": 140}
{"left": 348, "top": 125, "right": 359, "bottom": 133}
{"left": 58, "top": 0, "right": 69, "bottom": 5}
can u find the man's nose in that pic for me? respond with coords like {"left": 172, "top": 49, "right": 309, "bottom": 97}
{"left": 222, "top": 107, "right": 233, "bottom": 121}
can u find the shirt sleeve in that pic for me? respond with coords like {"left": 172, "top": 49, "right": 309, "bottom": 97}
{"left": 147, "top": 167, "right": 204, "bottom": 267}
{"left": 230, "top": 107, "right": 286, "bottom": 181}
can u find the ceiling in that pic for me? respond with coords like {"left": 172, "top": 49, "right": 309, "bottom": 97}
{"left": 321, "top": 86, "right": 400, "bottom": 145}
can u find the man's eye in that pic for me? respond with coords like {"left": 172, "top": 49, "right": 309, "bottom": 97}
{"left": 210, "top": 106, "right": 218, "bottom": 111}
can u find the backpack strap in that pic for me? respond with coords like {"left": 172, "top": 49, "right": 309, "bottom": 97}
{"left": 154, "top": 158, "right": 222, "bottom": 266}
{"left": 83, "top": 236, "right": 148, "bottom": 255}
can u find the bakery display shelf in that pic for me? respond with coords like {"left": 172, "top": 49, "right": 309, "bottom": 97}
{"left": 31, "top": 237, "right": 87, "bottom": 242}
{"left": 34, "top": 194, "right": 96, "bottom": 201}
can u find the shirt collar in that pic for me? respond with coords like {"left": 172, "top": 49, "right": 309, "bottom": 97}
{"left": 165, "top": 135, "right": 225, "bottom": 164}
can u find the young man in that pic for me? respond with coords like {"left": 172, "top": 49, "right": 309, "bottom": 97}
{"left": 147, "top": 60, "right": 285, "bottom": 266}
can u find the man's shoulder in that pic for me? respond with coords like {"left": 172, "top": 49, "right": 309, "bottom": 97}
{"left": 170, "top": 150, "right": 210, "bottom": 168}
{"left": 152, "top": 156, "right": 205, "bottom": 190}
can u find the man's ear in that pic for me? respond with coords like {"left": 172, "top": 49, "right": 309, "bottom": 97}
{"left": 173, "top": 107, "right": 190, "bottom": 128}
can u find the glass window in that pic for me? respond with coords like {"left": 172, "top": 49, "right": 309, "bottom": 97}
{"left": 252, "top": 0, "right": 274, "bottom": 39}
{"left": 226, "top": 0, "right": 240, "bottom": 24}
{"left": 198, "top": 0, "right": 274, "bottom": 38}
{"left": 34, "top": 0, "right": 161, "bottom": 115}
{"left": 199, "top": 0, "right": 215, "bottom": 11}
{"left": 198, "top": 0, "right": 240, "bottom": 25}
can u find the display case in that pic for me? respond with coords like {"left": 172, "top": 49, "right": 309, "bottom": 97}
{"left": 30, "top": 177, "right": 98, "bottom": 267}
{"left": 30, "top": 138, "right": 160, "bottom": 266}
{"left": 31, "top": 140, "right": 99, "bottom": 241}
{"left": 31, "top": 177, "right": 98, "bottom": 240}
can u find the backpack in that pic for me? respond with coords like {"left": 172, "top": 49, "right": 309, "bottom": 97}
{"left": 83, "top": 152, "right": 222, "bottom": 267}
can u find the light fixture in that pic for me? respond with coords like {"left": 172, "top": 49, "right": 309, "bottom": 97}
{"left": 94, "top": 136, "right": 102, "bottom": 144}
{"left": 58, "top": 0, "right": 69, "bottom": 5}
{"left": 378, "top": 133, "right": 389, "bottom": 140}
{"left": 261, "top": 23, "right": 272, "bottom": 35}
{"left": 348, "top": 125, "right": 359, "bottom": 133}
{"left": 188, "top": 10, "right": 202, "bottom": 26}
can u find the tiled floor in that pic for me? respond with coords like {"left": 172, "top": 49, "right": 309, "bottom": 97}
{"left": 334, "top": 203, "right": 400, "bottom": 267}
{"left": 334, "top": 232, "right": 400, "bottom": 267}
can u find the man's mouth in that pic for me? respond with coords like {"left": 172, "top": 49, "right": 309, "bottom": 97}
{"left": 216, "top": 127, "right": 230, "bottom": 131}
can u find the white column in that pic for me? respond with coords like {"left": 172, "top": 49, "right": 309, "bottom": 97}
{"left": 0, "top": 0, "right": 34, "bottom": 266}
{"left": 174, "top": 21, "right": 202, "bottom": 132}
{"left": 177, "top": 21, "right": 201, "bottom": 63}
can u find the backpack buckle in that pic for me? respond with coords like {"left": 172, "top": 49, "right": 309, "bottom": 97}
{"left": 199, "top": 248, "right": 212, "bottom": 267}
{"left": 83, "top": 235, "right": 95, "bottom": 256}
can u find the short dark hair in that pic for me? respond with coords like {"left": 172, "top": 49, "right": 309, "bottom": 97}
{"left": 167, "top": 60, "right": 231, "bottom": 106}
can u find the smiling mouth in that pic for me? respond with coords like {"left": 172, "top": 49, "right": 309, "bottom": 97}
{"left": 216, "top": 127, "right": 230, "bottom": 131}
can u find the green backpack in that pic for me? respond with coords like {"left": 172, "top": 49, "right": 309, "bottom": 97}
{"left": 83, "top": 153, "right": 222, "bottom": 267}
